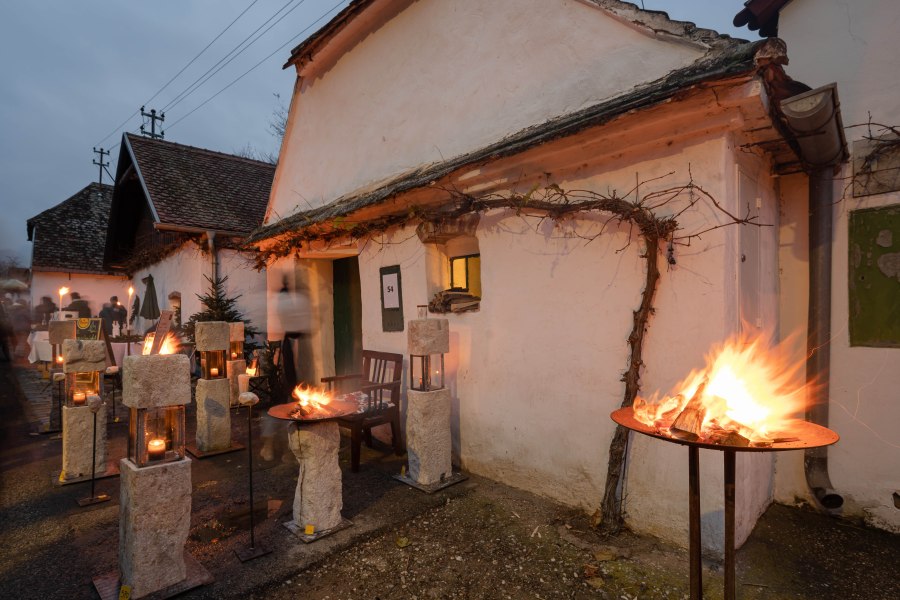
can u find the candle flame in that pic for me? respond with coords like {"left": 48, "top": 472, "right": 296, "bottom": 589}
{"left": 128, "top": 286, "right": 134, "bottom": 296}
{"left": 245, "top": 367, "right": 257, "bottom": 376}
{"left": 59, "top": 286, "right": 69, "bottom": 296}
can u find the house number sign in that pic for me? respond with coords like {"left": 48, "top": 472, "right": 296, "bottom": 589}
{"left": 380, "top": 265, "right": 404, "bottom": 332}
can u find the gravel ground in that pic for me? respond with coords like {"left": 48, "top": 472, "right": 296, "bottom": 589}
{"left": 1, "top": 360, "right": 898, "bottom": 600}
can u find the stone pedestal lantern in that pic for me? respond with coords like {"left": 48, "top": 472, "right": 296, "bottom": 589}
{"left": 286, "top": 422, "right": 345, "bottom": 537}
{"left": 190, "top": 321, "right": 240, "bottom": 456}
{"left": 227, "top": 322, "right": 247, "bottom": 407}
{"left": 396, "top": 307, "right": 466, "bottom": 492}
{"left": 113, "top": 352, "right": 204, "bottom": 599}
{"left": 60, "top": 339, "right": 107, "bottom": 482}
{"left": 49, "top": 319, "right": 76, "bottom": 368}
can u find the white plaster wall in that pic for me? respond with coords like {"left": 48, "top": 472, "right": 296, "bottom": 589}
{"left": 130, "top": 244, "right": 207, "bottom": 335}
{"left": 356, "top": 136, "right": 773, "bottom": 552}
{"left": 30, "top": 272, "right": 129, "bottom": 318}
{"left": 775, "top": 0, "right": 900, "bottom": 531}
{"left": 217, "top": 249, "right": 268, "bottom": 342}
{"left": 267, "top": 0, "right": 703, "bottom": 221}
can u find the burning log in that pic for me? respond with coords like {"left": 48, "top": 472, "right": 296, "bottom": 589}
{"left": 670, "top": 379, "right": 708, "bottom": 440}
{"left": 707, "top": 429, "right": 750, "bottom": 447}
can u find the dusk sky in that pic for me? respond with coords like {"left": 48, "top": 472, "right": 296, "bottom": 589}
{"left": 0, "top": 1, "right": 751, "bottom": 266}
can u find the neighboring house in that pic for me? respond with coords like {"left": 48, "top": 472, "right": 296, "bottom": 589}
{"left": 26, "top": 182, "right": 128, "bottom": 319}
{"left": 735, "top": 0, "right": 900, "bottom": 533}
{"left": 104, "top": 133, "right": 273, "bottom": 337}
{"left": 250, "top": 0, "right": 893, "bottom": 552}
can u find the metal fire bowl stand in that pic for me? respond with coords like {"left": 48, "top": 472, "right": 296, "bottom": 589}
{"left": 610, "top": 407, "right": 839, "bottom": 600}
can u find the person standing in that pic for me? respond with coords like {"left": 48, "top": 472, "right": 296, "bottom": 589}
{"left": 64, "top": 292, "right": 91, "bottom": 319}
{"left": 33, "top": 296, "right": 57, "bottom": 326}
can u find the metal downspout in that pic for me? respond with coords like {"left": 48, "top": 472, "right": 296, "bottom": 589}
{"left": 207, "top": 231, "right": 218, "bottom": 282}
{"left": 804, "top": 168, "right": 843, "bottom": 510}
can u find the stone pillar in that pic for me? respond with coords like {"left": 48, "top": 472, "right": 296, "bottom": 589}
{"left": 61, "top": 401, "right": 107, "bottom": 480}
{"left": 226, "top": 359, "right": 246, "bottom": 407}
{"left": 287, "top": 422, "right": 343, "bottom": 532}
{"left": 195, "top": 378, "right": 232, "bottom": 452}
{"left": 195, "top": 321, "right": 231, "bottom": 452}
{"left": 120, "top": 353, "right": 193, "bottom": 597}
{"left": 406, "top": 387, "right": 452, "bottom": 485}
{"left": 119, "top": 457, "right": 192, "bottom": 598}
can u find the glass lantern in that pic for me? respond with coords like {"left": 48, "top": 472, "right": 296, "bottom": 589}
{"left": 200, "top": 349, "right": 227, "bottom": 379}
{"left": 409, "top": 305, "right": 448, "bottom": 392}
{"left": 229, "top": 340, "right": 243, "bottom": 361}
{"left": 65, "top": 370, "right": 102, "bottom": 407}
{"left": 129, "top": 405, "right": 185, "bottom": 467}
{"left": 410, "top": 352, "right": 445, "bottom": 391}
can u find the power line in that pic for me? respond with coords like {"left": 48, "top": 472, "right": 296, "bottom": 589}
{"left": 93, "top": 0, "right": 261, "bottom": 148}
{"left": 161, "top": 0, "right": 302, "bottom": 114}
{"left": 166, "top": 0, "right": 345, "bottom": 132}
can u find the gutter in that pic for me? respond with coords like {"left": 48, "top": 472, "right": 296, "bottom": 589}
{"left": 779, "top": 83, "right": 849, "bottom": 511}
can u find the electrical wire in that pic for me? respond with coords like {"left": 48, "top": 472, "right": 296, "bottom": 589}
{"left": 161, "top": 0, "right": 303, "bottom": 114}
{"left": 93, "top": 0, "right": 261, "bottom": 148}
{"left": 167, "top": 0, "right": 345, "bottom": 132}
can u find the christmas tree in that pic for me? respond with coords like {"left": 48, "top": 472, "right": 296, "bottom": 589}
{"left": 182, "top": 275, "right": 260, "bottom": 351}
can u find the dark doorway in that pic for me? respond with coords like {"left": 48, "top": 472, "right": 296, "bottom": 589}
{"left": 333, "top": 257, "right": 363, "bottom": 376}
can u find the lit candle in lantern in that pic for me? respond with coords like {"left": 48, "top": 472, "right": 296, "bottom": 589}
{"left": 245, "top": 366, "right": 257, "bottom": 377}
{"left": 231, "top": 351, "right": 238, "bottom": 359}
{"left": 210, "top": 367, "right": 219, "bottom": 377}
{"left": 56, "top": 355, "right": 64, "bottom": 365}
{"left": 147, "top": 438, "right": 166, "bottom": 461}
{"left": 72, "top": 391, "right": 86, "bottom": 406}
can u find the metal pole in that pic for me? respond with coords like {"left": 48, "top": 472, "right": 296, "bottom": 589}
{"left": 89, "top": 411, "right": 98, "bottom": 499}
{"left": 248, "top": 402, "right": 256, "bottom": 549}
{"left": 689, "top": 446, "right": 701, "bottom": 600}
{"left": 724, "top": 449, "right": 736, "bottom": 600}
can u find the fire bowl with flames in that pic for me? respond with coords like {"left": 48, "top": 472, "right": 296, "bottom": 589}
{"left": 268, "top": 384, "right": 361, "bottom": 423}
{"left": 611, "top": 407, "right": 838, "bottom": 452}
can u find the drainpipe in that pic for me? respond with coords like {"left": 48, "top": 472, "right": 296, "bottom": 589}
{"left": 207, "top": 231, "right": 218, "bottom": 282}
{"left": 805, "top": 168, "right": 843, "bottom": 509}
{"left": 780, "top": 83, "right": 848, "bottom": 511}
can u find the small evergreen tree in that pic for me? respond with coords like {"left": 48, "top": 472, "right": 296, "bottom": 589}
{"left": 182, "top": 275, "right": 260, "bottom": 351}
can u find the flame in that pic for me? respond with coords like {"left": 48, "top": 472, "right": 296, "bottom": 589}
{"left": 245, "top": 367, "right": 257, "bottom": 376}
{"left": 142, "top": 332, "right": 179, "bottom": 355}
{"left": 59, "top": 286, "right": 69, "bottom": 296}
{"left": 633, "top": 332, "right": 808, "bottom": 443}
{"left": 292, "top": 384, "right": 333, "bottom": 412}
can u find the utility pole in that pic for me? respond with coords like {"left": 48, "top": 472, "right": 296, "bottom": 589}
{"left": 140, "top": 106, "right": 165, "bottom": 139}
{"left": 92, "top": 147, "right": 110, "bottom": 185}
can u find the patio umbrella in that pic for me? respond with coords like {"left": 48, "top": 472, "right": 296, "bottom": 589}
{"left": 139, "top": 274, "right": 161, "bottom": 321}
{"left": 0, "top": 278, "right": 28, "bottom": 292}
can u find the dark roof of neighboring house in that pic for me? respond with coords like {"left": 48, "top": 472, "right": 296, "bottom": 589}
{"left": 123, "top": 133, "right": 275, "bottom": 234}
{"left": 252, "top": 37, "right": 781, "bottom": 243}
{"left": 26, "top": 183, "right": 115, "bottom": 273}
{"left": 285, "top": 0, "right": 747, "bottom": 71}
{"left": 733, "top": 0, "right": 792, "bottom": 37}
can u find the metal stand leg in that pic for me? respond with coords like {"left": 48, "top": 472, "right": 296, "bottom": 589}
{"left": 78, "top": 409, "right": 110, "bottom": 506}
{"left": 724, "top": 449, "right": 736, "bottom": 600}
{"left": 235, "top": 400, "right": 270, "bottom": 562}
{"left": 689, "top": 446, "right": 702, "bottom": 600}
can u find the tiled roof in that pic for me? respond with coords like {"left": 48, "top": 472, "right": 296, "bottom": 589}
{"left": 125, "top": 133, "right": 275, "bottom": 234}
{"left": 27, "top": 183, "right": 114, "bottom": 273}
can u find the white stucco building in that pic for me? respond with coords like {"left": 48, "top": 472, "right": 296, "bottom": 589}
{"left": 252, "top": 0, "right": 897, "bottom": 552}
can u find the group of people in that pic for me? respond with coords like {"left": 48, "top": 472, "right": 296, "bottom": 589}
{"left": 0, "top": 292, "right": 129, "bottom": 362}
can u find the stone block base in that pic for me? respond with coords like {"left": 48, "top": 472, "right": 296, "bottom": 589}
{"left": 287, "top": 421, "right": 343, "bottom": 532}
{"left": 227, "top": 359, "right": 246, "bottom": 406}
{"left": 195, "top": 378, "right": 232, "bottom": 452}
{"left": 406, "top": 388, "right": 452, "bottom": 486}
{"left": 119, "top": 457, "right": 192, "bottom": 598}
{"left": 62, "top": 404, "right": 107, "bottom": 481}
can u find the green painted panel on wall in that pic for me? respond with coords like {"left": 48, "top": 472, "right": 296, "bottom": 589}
{"left": 849, "top": 205, "right": 900, "bottom": 347}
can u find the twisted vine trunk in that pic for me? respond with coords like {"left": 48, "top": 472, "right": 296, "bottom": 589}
{"left": 598, "top": 231, "right": 662, "bottom": 534}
